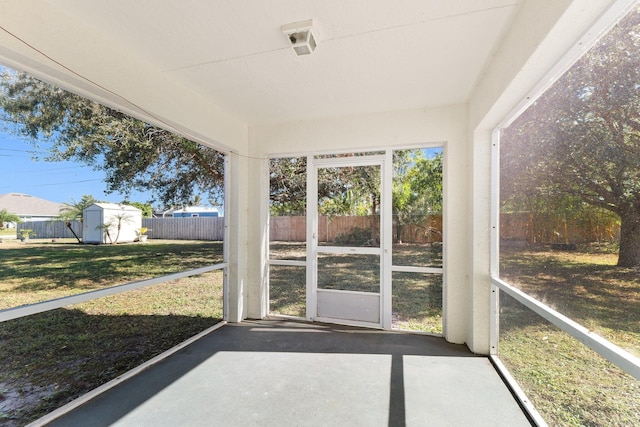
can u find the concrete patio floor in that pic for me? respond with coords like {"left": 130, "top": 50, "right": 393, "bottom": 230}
{"left": 44, "top": 319, "right": 532, "bottom": 427}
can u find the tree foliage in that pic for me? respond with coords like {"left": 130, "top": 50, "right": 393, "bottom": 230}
{"left": 269, "top": 157, "right": 307, "bottom": 215}
{"left": 501, "top": 6, "right": 640, "bottom": 266}
{"left": 0, "top": 208, "right": 21, "bottom": 229}
{"left": 56, "top": 194, "right": 98, "bottom": 243}
{"left": 269, "top": 150, "right": 443, "bottom": 245}
{"left": 269, "top": 155, "right": 383, "bottom": 217}
{"left": 393, "top": 150, "right": 442, "bottom": 243}
{"left": 0, "top": 72, "right": 224, "bottom": 207}
{"left": 318, "top": 164, "right": 381, "bottom": 216}
{"left": 126, "top": 201, "right": 153, "bottom": 218}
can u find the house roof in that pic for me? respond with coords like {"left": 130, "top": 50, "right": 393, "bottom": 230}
{"left": 0, "top": 193, "right": 65, "bottom": 217}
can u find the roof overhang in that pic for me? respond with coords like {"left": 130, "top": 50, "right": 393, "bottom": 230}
{"left": 0, "top": 1, "right": 628, "bottom": 152}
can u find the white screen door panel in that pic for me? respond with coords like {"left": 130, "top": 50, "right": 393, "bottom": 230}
{"left": 308, "top": 155, "right": 389, "bottom": 328}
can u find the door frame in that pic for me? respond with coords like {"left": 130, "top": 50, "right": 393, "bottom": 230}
{"left": 306, "top": 153, "right": 393, "bottom": 329}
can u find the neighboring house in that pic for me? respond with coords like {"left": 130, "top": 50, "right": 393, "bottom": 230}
{"left": 0, "top": 193, "right": 65, "bottom": 226}
{"left": 161, "top": 206, "right": 220, "bottom": 218}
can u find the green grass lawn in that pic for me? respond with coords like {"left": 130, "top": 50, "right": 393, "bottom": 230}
{"left": 0, "top": 240, "right": 223, "bottom": 425}
{"left": 268, "top": 242, "right": 443, "bottom": 333}
{"left": 499, "top": 245, "right": 640, "bottom": 426}
{"left": 0, "top": 239, "right": 223, "bottom": 309}
{"left": 269, "top": 241, "right": 640, "bottom": 424}
{"left": 2, "top": 240, "right": 636, "bottom": 425}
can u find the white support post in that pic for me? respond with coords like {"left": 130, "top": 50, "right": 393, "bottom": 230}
{"left": 245, "top": 154, "right": 270, "bottom": 319}
{"left": 467, "top": 129, "right": 493, "bottom": 354}
{"left": 306, "top": 155, "right": 317, "bottom": 321}
{"left": 223, "top": 155, "right": 230, "bottom": 321}
{"left": 382, "top": 150, "right": 393, "bottom": 329}
{"left": 225, "top": 152, "right": 249, "bottom": 322}
{"left": 489, "top": 129, "right": 501, "bottom": 355}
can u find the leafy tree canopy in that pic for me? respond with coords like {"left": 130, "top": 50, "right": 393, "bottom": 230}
{"left": 501, "top": 6, "right": 640, "bottom": 267}
{"left": 269, "top": 157, "right": 307, "bottom": 216}
{"left": 269, "top": 155, "right": 384, "bottom": 216}
{"left": 0, "top": 72, "right": 224, "bottom": 207}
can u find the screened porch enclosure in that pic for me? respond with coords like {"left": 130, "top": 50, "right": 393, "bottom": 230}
{"left": 1, "top": 0, "right": 639, "bottom": 425}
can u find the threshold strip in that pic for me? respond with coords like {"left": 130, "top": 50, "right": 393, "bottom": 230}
{"left": 0, "top": 263, "right": 227, "bottom": 323}
{"left": 268, "top": 259, "right": 306, "bottom": 267}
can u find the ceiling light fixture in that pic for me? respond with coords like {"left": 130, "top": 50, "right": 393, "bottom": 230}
{"left": 281, "top": 19, "right": 317, "bottom": 56}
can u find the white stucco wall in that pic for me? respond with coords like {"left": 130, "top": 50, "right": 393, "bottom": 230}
{"left": 248, "top": 105, "right": 470, "bottom": 344}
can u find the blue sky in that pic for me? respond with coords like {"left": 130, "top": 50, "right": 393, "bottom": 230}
{"left": 0, "top": 63, "right": 155, "bottom": 206}
{"left": 1, "top": 132, "right": 442, "bottom": 207}
{"left": 0, "top": 132, "right": 154, "bottom": 205}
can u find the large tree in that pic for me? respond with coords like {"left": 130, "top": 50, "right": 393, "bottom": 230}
{"left": 269, "top": 155, "right": 383, "bottom": 217}
{"left": 269, "top": 157, "right": 307, "bottom": 215}
{"left": 0, "top": 72, "right": 224, "bottom": 207}
{"left": 501, "top": 6, "right": 640, "bottom": 267}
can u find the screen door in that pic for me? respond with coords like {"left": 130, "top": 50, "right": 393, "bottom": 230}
{"left": 308, "top": 155, "right": 388, "bottom": 328}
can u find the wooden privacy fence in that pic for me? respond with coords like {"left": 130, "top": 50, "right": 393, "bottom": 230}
{"left": 17, "top": 218, "right": 225, "bottom": 241}
{"left": 270, "top": 215, "right": 443, "bottom": 244}
{"left": 271, "top": 213, "right": 618, "bottom": 244}
{"left": 500, "top": 212, "right": 620, "bottom": 244}
{"left": 16, "top": 212, "right": 618, "bottom": 244}
{"left": 17, "top": 220, "right": 82, "bottom": 239}
{"left": 143, "top": 217, "right": 224, "bottom": 241}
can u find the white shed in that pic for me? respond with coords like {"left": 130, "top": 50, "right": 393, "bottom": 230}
{"left": 82, "top": 203, "right": 142, "bottom": 244}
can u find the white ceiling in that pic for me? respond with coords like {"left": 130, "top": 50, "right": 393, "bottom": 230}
{"left": 46, "top": 0, "right": 521, "bottom": 125}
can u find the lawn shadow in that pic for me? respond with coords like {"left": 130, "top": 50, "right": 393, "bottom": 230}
{"left": 499, "top": 248, "right": 640, "bottom": 336}
{"left": 0, "top": 241, "right": 223, "bottom": 296}
{"left": 392, "top": 272, "right": 442, "bottom": 332}
{"left": 392, "top": 243, "right": 443, "bottom": 268}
